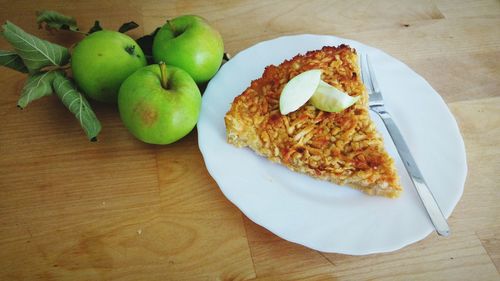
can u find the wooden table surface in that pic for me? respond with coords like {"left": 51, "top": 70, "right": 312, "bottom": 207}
{"left": 1, "top": 1, "right": 499, "bottom": 280}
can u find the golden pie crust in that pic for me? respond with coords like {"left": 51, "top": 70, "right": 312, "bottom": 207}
{"left": 224, "top": 45, "right": 401, "bottom": 198}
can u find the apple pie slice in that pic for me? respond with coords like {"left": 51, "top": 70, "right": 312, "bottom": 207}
{"left": 224, "top": 45, "right": 401, "bottom": 198}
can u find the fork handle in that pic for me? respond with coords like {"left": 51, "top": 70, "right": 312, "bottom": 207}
{"left": 372, "top": 106, "right": 450, "bottom": 237}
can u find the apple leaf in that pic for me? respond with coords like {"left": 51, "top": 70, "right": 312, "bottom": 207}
{"left": 36, "top": 10, "right": 79, "bottom": 32}
{"left": 52, "top": 72, "right": 101, "bottom": 141}
{"left": 221, "top": 52, "right": 232, "bottom": 66}
{"left": 136, "top": 27, "right": 159, "bottom": 64}
{"left": 18, "top": 71, "right": 57, "bottom": 109}
{"left": 1, "top": 21, "right": 70, "bottom": 73}
{"left": 0, "top": 50, "right": 29, "bottom": 73}
{"left": 118, "top": 21, "right": 139, "bottom": 33}
{"left": 88, "top": 21, "right": 103, "bottom": 34}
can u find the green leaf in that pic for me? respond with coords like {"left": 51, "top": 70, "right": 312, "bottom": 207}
{"left": 221, "top": 52, "right": 232, "bottom": 66}
{"left": 36, "top": 10, "right": 79, "bottom": 32}
{"left": 88, "top": 21, "right": 103, "bottom": 34}
{"left": 0, "top": 50, "right": 29, "bottom": 73}
{"left": 118, "top": 21, "right": 139, "bottom": 33}
{"left": 18, "top": 71, "right": 57, "bottom": 109}
{"left": 136, "top": 27, "right": 159, "bottom": 64}
{"left": 52, "top": 73, "right": 101, "bottom": 141}
{"left": 1, "top": 21, "right": 70, "bottom": 73}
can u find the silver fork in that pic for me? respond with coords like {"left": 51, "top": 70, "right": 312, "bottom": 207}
{"left": 360, "top": 54, "right": 450, "bottom": 237}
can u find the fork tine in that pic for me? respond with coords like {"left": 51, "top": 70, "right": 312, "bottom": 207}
{"left": 359, "top": 53, "right": 373, "bottom": 93}
{"left": 366, "top": 56, "right": 380, "bottom": 94}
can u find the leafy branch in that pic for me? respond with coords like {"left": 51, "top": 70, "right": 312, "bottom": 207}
{"left": 37, "top": 10, "right": 80, "bottom": 32}
{"left": 18, "top": 71, "right": 57, "bottom": 108}
{"left": 36, "top": 10, "right": 139, "bottom": 35}
{"left": 53, "top": 72, "right": 102, "bottom": 141}
{"left": 0, "top": 10, "right": 145, "bottom": 141}
{"left": 2, "top": 21, "right": 70, "bottom": 73}
{"left": 0, "top": 50, "right": 28, "bottom": 73}
{"left": 0, "top": 19, "right": 101, "bottom": 141}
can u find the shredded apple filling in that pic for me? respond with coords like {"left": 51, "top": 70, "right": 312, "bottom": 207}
{"left": 224, "top": 45, "right": 402, "bottom": 198}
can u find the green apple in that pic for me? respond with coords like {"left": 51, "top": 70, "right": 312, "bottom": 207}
{"left": 152, "top": 15, "right": 224, "bottom": 84}
{"left": 71, "top": 30, "right": 147, "bottom": 103}
{"left": 118, "top": 63, "right": 201, "bottom": 144}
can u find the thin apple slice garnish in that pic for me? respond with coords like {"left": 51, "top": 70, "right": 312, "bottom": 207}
{"left": 309, "top": 80, "right": 360, "bottom": 113}
{"left": 279, "top": 69, "right": 322, "bottom": 115}
{"left": 279, "top": 69, "right": 359, "bottom": 115}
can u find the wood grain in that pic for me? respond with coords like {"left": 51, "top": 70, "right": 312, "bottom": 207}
{"left": 0, "top": 0, "right": 499, "bottom": 280}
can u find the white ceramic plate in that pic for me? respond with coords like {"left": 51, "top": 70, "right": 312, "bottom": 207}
{"left": 197, "top": 34, "right": 467, "bottom": 255}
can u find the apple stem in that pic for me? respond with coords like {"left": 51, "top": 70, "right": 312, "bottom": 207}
{"left": 167, "top": 20, "right": 173, "bottom": 30}
{"left": 159, "top": 61, "right": 168, "bottom": 89}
